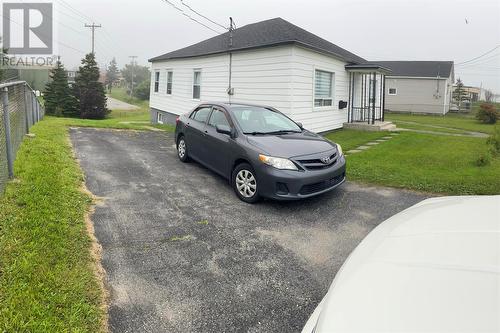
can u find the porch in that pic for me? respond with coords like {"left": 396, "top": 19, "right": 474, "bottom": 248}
{"left": 345, "top": 64, "right": 393, "bottom": 128}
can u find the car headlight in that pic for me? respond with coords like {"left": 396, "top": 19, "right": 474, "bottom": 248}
{"left": 336, "top": 143, "right": 343, "bottom": 156}
{"left": 259, "top": 154, "right": 298, "bottom": 170}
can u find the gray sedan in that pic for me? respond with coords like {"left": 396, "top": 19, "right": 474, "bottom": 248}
{"left": 175, "top": 102, "right": 346, "bottom": 203}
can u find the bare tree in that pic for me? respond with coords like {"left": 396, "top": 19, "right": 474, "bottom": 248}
{"left": 484, "top": 89, "right": 494, "bottom": 103}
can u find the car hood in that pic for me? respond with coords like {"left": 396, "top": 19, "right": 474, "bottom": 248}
{"left": 245, "top": 131, "right": 336, "bottom": 158}
{"left": 311, "top": 195, "right": 500, "bottom": 333}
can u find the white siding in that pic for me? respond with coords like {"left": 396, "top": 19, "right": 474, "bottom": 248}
{"left": 289, "top": 46, "right": 349, "bottom": 132}
{"left": 149, "top": 46, "right": 293, "bottom": 117}
{"left": 150, "top": 54, "right": 229, "bottom": 115}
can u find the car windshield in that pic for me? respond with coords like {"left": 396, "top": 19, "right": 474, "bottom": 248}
{"left": 231, "top": 106, "right": 302, "bottom": 134}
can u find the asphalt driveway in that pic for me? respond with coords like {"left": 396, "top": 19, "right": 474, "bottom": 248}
{"left": 70, "top": 128, "right": 429, "bottom": 333}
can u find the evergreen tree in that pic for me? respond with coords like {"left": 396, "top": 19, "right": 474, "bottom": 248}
{"left": 72, "top": 53, "right": 109, "bottom": 119}
{"left": 43, "top": 59, "right": 78, "bottom": 116}
{"left": 452, "top": 78, "right": 470, "bottom": 111}
{"left": 105, "top": 58, "right": 119, "bottom": 92}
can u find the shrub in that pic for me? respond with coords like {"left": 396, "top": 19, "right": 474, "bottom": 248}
{"left": 486, "top": 125, "right": 500, "bottom": 155}
{"left": 474, "top": 152, "right": 491, "bottom": 167}
{"left": 133, "top": 80, "right": 150, "bottom": 100}
{"left": 476, "top": 103, "right": 499, "bottom": 124}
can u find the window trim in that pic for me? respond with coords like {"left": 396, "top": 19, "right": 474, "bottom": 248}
{"left": 166, "top": 70, "right": 173, "bottom": 95}
{"left": 313, "top": 68, "right": 335, "bottom": 110}
{"left": 388, "top": 87, "right": 397, "bottom": 95}
{"left": 192, "top": 69, "right": 202, "bottom": 100}
{"left": 156, "top": 112, "right": 163, "bottom": 124}
{"left": 154, "top": 71, "right": 160, "bottom": 93}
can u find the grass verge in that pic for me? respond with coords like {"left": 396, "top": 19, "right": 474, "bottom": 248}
{"left": 108, "top": 87, "right": 148, "bottom": 108}
{"left": 0, "top": 118, "right": 106, "bottom": 331}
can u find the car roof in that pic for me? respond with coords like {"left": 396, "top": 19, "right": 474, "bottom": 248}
{"left": 315, "top": 195, "right": 500, "bottom": 332}
{"left": 199, "top": 102, "right": 275, "bottom": 110}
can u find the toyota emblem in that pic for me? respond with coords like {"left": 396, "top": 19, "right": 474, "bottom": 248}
{"left": 321, "top": 156, "right": 331, "bottom": 164}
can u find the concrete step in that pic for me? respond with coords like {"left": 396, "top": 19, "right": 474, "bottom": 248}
{"left": 343, "top": 121, "right": 397, "bottom": 132}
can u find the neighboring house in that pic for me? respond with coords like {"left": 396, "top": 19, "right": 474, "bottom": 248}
{"left": 457, "top": 85, "right": 480, "bottom": 102}
{"left": 149, "top": 18, "right": 390, "bottom": 132}
{"left": 66, "top": 70, "right": 77, "bottom": 84}
{"left": 376, "top": 61, "right": 455, "bottom": 115}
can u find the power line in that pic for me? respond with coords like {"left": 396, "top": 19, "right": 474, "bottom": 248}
{"left": 455, "top": 45, "right": 500, "bottom": 65}
{"left": 160, "top": 0, "right": 224, "bottom": 34}
{"left": 179, "top": 0, "right": 227, "bottom": 30}
{"left": 455, "top": 53, "right": 500, "bottom": 68}
{"left": 54, "top": 0, "right": 97, "bottom": 24}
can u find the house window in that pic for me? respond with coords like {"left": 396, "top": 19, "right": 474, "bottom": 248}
{"left": 157, "top": 112, "right": 163, "bottom": 124}
{"left": 193, "top": 70, "right": 201, "bottom": 99}
{"left": 154, "top": 71, "right": 160, "bottom": 92}
{"left": 314, "top": 70, "right": 333, "bottom": 107}
{"left": 388, "top": 88, "right": 397, "bottom": 95}
{"left": 166, "top": 71, "right": 173, "bottom": 95}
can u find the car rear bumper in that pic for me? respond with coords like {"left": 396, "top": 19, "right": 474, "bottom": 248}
{"left": 255, "top": 156, "right": 346, "bottom": 200}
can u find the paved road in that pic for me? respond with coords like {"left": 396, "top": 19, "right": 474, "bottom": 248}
{"left": 106, "top": 96, "right": 139, "bottom": 110}
{"left": 70, "top": 128, "right": 430, "bottom": 333}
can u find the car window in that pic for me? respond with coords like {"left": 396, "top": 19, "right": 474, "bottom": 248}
{"left": 192, "top": 107, "right": 211, "bottom": 123}
{"left": 208, "top": 108, "right": 230, "bottom": 127}
{"left": 231, "top": 106, "right": 301, "bottom": 134}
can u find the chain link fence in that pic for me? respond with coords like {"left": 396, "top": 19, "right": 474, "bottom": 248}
{"left": 0, "top": 81, "right": 44, "bottom": 193}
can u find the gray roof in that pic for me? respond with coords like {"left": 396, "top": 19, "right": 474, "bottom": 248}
{"left": 374, "top": 61, "right": 454, "bottom": 78}
{"left": 149, "top": 18, "right": 366, "bottom": 64}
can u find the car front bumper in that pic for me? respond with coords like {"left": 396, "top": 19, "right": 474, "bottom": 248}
{"left": 255, "top": 155, "right": 346, "bottom": 200}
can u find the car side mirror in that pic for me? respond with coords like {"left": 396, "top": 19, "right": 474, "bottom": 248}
{"left": 216, "top": 124, "right": 232, "bottom": 135}
{"left": 296, "top": 122, "right": 303, "bottom": 129}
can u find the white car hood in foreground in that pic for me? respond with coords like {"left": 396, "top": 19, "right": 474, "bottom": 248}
{"left": 307, "top": 196, "right": 500, "bottom": 333}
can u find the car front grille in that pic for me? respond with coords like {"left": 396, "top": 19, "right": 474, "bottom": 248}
{"left": 297, "top": 152, "right": 337, "bottom": 170}
{"left": 299, "top": 173, "right": 345, "bottom": 195}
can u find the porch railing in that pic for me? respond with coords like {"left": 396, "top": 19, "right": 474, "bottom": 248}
{"left": 351, "top": 106, "right": 383, "bottom": 123}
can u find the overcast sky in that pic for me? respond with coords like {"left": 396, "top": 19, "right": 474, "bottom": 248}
{"left": 53, "top": 0, "right": 500, "bottom": 92}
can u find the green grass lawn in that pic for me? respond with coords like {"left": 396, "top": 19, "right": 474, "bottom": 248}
{"left": 46, "top": 109, "right": 174, "bottom": 132}
{"left": 0, "top": 118, "right": 106, "bottom": 331}
{"left": 385, "top": 112, "right": 496, "bottom": 134}
{"left": 324, "top": 129, "right": 390, "bottom": 151}
{"left": 330, "top": 130, "right": 499, "bottom": 195}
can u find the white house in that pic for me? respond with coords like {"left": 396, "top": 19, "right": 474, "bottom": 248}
{"left": 149, "top": 18, "right": 390, "bottom": 133}
{"left": 376, "top": 61, "right": 455, "bottom": 115}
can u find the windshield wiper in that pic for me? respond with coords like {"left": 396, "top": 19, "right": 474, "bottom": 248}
{"left": 244, "top": 131, "right": 269, "bottom": 135}
{"left": 265, "top": 130, "right": 302, "bottom": 135}
{"left": 244, "top": 130, "right": 302, "bottom": 135}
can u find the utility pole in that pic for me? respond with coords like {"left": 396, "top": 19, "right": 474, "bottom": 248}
{"left": 84, "top": 23, "right": 102, "bottom": 54}
{"left": 128, "top": 56, "right": 138, "bottom": 97}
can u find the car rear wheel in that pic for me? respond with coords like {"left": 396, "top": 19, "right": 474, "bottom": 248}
{"left": 232, "top": 163, "right": 260, "bottom": 203}
{"left": 177, "top": 136, "right": 189, "bottom": 162}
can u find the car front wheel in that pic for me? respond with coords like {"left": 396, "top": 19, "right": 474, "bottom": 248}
{"left": 177, "top": 136, "right": 189, "bottom": 162}
{"left": 232, "top": 163, "right": 260, "bottom": 203}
